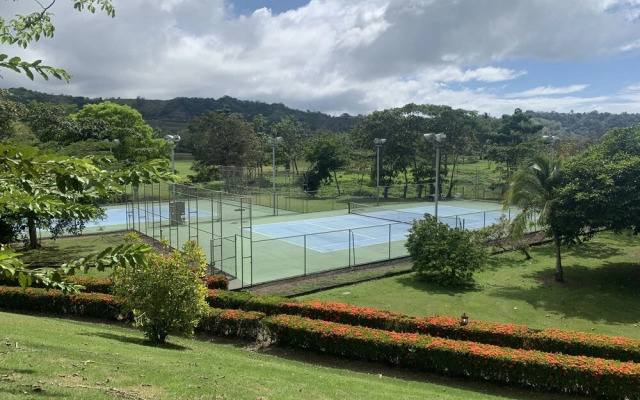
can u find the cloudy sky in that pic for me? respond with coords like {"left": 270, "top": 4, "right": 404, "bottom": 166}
{"left": 2, "top": 0, "right": 640, "bottom": 116}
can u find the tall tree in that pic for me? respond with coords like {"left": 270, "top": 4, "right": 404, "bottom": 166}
{"left": 186, "top": 110, "right": 261, "bottom": 171}
{"left": 269, "top": 116, "right": 309, "bottom": 173}
{"left": 0, "top": 1, "right": 115, "bottom": 81}
{"left": 554, "top": 126, "right": 640, "bottom": 238}
{"left": 486, "top": 108, "right": 543, "bottom": 178}
{"left": 351, "top": 109, "right": 419, "bottom": 198}
{"left": 503, "top": 155, "right": 565, "bottom": 281}
{"left": 0, "top": 144, "right": 173, "bottom": 249}
{"left": 304, "top": 134, "right": 350, "bottom": 195}
{"left": 72, "top": 101, "right": 167, "bottom": 164}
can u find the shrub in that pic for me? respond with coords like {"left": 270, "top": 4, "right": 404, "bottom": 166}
{"left": 206, "top": 290, "right": 640, "bottom": 362}
{"left": 405, "top": 214, "right": 487, "bottom": 285}
{"left": 0, "top": 286, "right": 122, "bottom": 319}
{"left": 0, "top": 276, "right": 114, "bottom": 294}
{"left": 112, "top": 240, "right": 209, "bottom": 343}
{"left": 264, "top": 315, "right": 640, "bottom": 399}
{"left": 197, "top": 308, "right": 265, "bottom": 339}
{"left": 204, "top": 274, "right": 229, "bottom": 290}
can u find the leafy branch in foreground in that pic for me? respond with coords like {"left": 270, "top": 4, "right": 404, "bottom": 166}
{"left": 0, "top": 0, "right": 115, "bottom": 81}
{"left": 0, "top": 243, "right": 151, "bottom": 294}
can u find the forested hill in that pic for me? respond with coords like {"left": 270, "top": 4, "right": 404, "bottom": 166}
{"left": 526, "top": 110, "right": 640, "bottom": 139}
{"left": 7, "top": 88, "right": 640, "bottom": 138}
{"left": 6, "top": 88, "right": 360, "bottom": 133}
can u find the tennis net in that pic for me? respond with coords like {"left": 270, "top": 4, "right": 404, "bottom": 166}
{"left": 348, "top": 202, "right": 463, "bottom": 228}
{"left": 348, "top": 202, "right": 425, "bottom": 225}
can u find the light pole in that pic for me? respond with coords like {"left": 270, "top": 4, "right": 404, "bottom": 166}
{"left": 164, "top": 134, "right": 181, "bottom": 198}
{"left": 424, "top": 133, "right": 447, "bottom": 221}
{"left": 374, "top": 138, "right": 387, "bottom": 206}
{"left": 268, "top": 136, "right": 283, "bottom": 216}
{"left": 542, "top": 135, "right": 560, "bottom": 163}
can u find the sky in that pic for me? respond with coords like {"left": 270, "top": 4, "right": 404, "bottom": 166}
{"left": 2, "top": 0, "right": 640, "bottom": 117}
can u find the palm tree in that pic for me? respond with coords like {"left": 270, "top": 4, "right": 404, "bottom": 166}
{"left": 503, "top": 155, "right": 565, "bottom": 282}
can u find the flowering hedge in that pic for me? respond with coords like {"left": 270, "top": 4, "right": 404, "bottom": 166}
{"left": 0, "top": 276, "right": 114, "bottom": 293}
{"left": 197, "top": 308, "right": 264, "bottom": 339}
{"left": 204, "top": 275, "right": 229, "bottom": 290}
{"left": 207, "top": 290, "right": 640, "bottom": 362}
{"left": 263, "top": 314, "right": 640, "bottom": 400}
{"left": 0, "top": 286, "right": 122, "bottom": 319}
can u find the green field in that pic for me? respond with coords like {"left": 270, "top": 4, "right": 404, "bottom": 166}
{"left": 300, "top": 231, "right": 640, "bottom": 339}
{"left": 0, "top": 312, "right": 582, "bottom": 400}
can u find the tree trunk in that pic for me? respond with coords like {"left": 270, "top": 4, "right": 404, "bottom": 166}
{"left": 333, "top": 170, "right": 341, "bottom": 196}
{"left": 553, "top": 232, "right": 564, "bottom": 282}
{"left": 27, "top": 215, "right": 39, "bottom": 249}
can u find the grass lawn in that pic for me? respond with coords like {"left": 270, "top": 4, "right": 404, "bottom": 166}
{"left": 15, "top": 233, "right": 130, "bottom": 279}
{"left": 299, "top": 231, "right": 640, "bottom": 339}
{"left": 0, "top": 311, "right": 582, "bottom": 400}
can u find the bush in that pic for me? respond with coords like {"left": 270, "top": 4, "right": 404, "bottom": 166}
{"left": 204, "top": 274, "right": 229, "bottom": 290}
{"left": 0, "top": 286, "right": 122, "bottom": 319}
{"left": 207, "top": 290, "right": 640, "bottom": 362}
{"left": 112, "top": 240, "right": 209, "bottom": 343}
{"left": 264, "top": 315, "right": 640, "bottom": 400}
{"left": 405, "top": 214, "right": 487, "bottom": 285}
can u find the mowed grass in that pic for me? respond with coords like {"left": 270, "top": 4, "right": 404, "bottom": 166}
{"left": 299, "top": 231, "right": 640, "bottom": 339}
{"left": 15, "top": 233, "right": 130, "bottom": 279}
{"left": 0, "top": 312, "right": 584, "bottom": 400}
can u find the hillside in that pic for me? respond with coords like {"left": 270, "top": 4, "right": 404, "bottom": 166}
{"left": 6, "top": 87, "right": 361, "bottom": 133}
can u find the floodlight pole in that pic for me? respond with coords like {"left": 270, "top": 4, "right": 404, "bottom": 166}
{"left": 164, "top": 134, "right": 181, "bottom": 198}
{"left": 542, "top": 135, "right": 560, "bottom": 164}
{"left": 374, "top": 138, "right": 387, "bottom": 206}
{"left": 269, "top": 137, "right": 283, "bottom": 216}
{"left": 424, "top": 133, "right": 447, "bottom": 221}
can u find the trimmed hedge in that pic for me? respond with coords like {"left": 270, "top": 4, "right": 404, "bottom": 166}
{"left": 0, "top": 286, "right": 122, "bottom": 319}
{"left": 0, "top": 276, "right": 114, "bottom": 294}
{"left": 207, "top": 290, "right": 640, "bottom": 362}
{"left": 197, "top": 308, "right": 264, "bottom": 339}
{"left": 204, "top": 275, "right": 229, "bottom": 290}
{"left": 263, "top": 314, "right": 640, "bottom": 400}
{"left": 0, "top": 274, "right": 228, "bottom": 293}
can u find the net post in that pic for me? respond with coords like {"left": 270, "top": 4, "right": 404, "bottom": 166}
{"left": 347, "top": 202, "right": 351, "bottom": 214}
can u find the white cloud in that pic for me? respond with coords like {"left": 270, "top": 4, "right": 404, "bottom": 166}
{"left": 2, "top": 0, "right": 640, "bottom": 117}
{"left": 506, "top": 85, "right": 589, "bottom": 98}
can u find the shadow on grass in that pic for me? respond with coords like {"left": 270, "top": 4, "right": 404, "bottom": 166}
{"left": 0, "top": 386, "right": 66, "bottom": 398}
{"left": 85, "top": 332, "right": 190, "bottom": 351}
{"left": 259, "top": 345, "right": 582, "bottom": 400}
{"left": 489, "top": 261, "right": 640, "bottom": 324}
{"left": 395, "top": 274, "right": 482, "bottom": 295}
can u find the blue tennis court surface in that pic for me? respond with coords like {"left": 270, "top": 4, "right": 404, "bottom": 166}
{"left": 88, "top": 205, "right": 214, "bottom": 227}
{"left": 251, "top": 205, "right": 507, "bottom": 253}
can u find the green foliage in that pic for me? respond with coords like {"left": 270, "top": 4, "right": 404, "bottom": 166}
{"left": 112, "top": 240, "right": 209, "bottom": 343}
{"left": 405, "top": 215, "right": 487, "bottom": 285}
{"left": 264, "top": 314, "right": 640, "bottom": 399}
{"left": 0, "top": 1, "right": 115, "bottom": 81}
{"left": 471, "top": 215, "right": 532, "bottom": 258}
{"left": 555, "top": 126, "right": 640, "bottom": 237}
{"left": 186, "top": 110, "right": 261, "bottom": 172}
{"left": 304, "top": 134, "right": 350, "bottom": 194}
{"left": 485, "top": 108, "right": 543, "bottom": 175}
{"left": 72, "top": 101, "right": 167, "bottom": 164}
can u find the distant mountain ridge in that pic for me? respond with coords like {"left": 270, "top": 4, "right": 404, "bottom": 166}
{"left": 6, "top": 88, "right": 640, "bottom": 139}
{"left": 6, "top": 88, "right": 361, "bottom": 133}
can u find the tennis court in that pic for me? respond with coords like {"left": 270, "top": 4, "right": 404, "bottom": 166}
{"left": 90, "top": 183, "right": 514, "bottom": 287}
{"left": 250, "top": 203, "right": 509, "bottom": 253}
